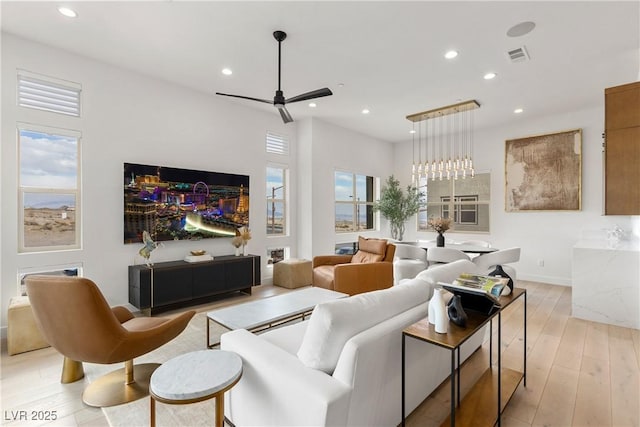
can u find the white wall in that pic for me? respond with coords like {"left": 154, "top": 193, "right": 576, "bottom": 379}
{"left": 1, "top": 34, "right": 298, "bottom": 328}
{"left": 394, "top": 106, "right": 640, "bottom": 285}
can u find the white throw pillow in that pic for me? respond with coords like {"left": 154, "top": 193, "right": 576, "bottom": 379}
{"left": 297, "top": 280, "right": 429, "bottom": 374}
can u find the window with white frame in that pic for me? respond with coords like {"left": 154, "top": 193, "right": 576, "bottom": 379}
{"left": 266, "top": 247, "right": 288, "bottom": 265}
{"left": 266, "top": 165, "right": 287, "bottom": 235}
{"left": 417, "top": 172, "right": 490, "bottom": 232}
{"left": 440, "top": 196, "right": 479, "bottom": 225}
{"left": 266, "top": 131, "right": 289, "bottom": 155}
{"left": 18, "top": 263, "right": 82, "bottom": 296}
{"left": 18, "top": 69, "right": 81, "bottom": 117}
{"left": 18, "top": 125, "right": 81, "bottom": 252}
{"left": 334, "top": 171, "right": 376, "bottom": 232}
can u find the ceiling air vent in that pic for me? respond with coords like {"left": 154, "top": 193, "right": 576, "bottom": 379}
{"left": 507, "top": 46, "right": 530, "bottom": 63}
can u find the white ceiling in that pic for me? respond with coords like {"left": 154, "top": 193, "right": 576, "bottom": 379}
{"left": 2, "top": 1, "right": 638, "bottom": 142}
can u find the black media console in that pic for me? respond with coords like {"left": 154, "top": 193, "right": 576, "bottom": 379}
{"left": 129, "top": 254, "right": 260, "bottom": 315}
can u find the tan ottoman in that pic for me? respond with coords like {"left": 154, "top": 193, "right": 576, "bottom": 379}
{"left": 8, "top": 296, "right": 50, "bottom": 355}
{"left": 273, "top": 259, "right": 312, "bottom": 289}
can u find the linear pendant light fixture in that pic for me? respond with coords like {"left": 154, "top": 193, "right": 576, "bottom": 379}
{"left": 407, "top": 99, "right": 480, "bottom": 184}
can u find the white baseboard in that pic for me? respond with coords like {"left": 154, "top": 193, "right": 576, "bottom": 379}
{"left": 519, "top": 274, "right": 571, "bottom": 287}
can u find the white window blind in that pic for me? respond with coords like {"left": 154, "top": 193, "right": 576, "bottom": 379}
{"left": 266, "top": 132, "right": 289, "bottom": 155}
{"left": 18, "top": 70, "right": 81, "bottom": 117}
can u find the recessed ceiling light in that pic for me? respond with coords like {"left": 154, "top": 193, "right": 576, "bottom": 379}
{"left": 57, "top": 6, "right": 78, "bottom": 18}
{"left": 484, "top": 72, "right": 497, "bottom": 80}
{"left": 309, "top": 102, "right": 317, "bottom": 108}
{"left": 514, "top": 108, "right": 524, "bottom": 114}
{"left": 409, "top": 129, "right": 416, "bottom": 134}
{"left": 507, "top": 21, "right": 536, "bottom": 38}
{"left": 444, "top": 50, "right": 458, "bottom": 59}
{"left": 362, "top": 109, "right": 370, "bottom": 115}
{"left": 221, "top": 68, "right": 233, "bottom": 76}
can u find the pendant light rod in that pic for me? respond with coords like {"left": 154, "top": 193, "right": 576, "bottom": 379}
{"left": 406, "top": 99, "right": 480, "bottom": 122}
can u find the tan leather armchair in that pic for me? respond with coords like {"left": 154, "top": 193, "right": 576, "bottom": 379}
{"left": 25, "top": 275, "right": 195, "bottom": 407}
{"left": 312, "top": 237, "right": 396, "bottom": 295}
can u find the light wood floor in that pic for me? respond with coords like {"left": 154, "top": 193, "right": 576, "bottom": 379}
{"left": 1, "top": 281, "right": 638, "bottom": 427}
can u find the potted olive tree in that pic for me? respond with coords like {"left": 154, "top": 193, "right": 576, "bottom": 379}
{"left": 373, "top": 175, "right": 421, "bottom": 241}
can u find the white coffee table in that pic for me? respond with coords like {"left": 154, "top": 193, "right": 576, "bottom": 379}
{"left": 206, "top": 286, "right": 347, "bottom": 348}
{"left": 150, "top": 349, "right": 242, "bottom": 427}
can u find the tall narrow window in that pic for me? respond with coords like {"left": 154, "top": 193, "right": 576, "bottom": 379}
{"left": 18, "top": 125, "right": 81, "bottom": 252}
{"left": 417, "top": 172, "right": 490, "bottom": 232}
{"left": 334, "top": 171, "right": 376, "bottom": 232}
{"left": 266, "top": 166, "right": 287, "bottom": 235}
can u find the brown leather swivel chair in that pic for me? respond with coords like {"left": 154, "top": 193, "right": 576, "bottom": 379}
{"left": 312, "top": 237, "right": 396, "bottom": 295}
{"left": 25, "top": 275, "right": 195, "bottom": 407}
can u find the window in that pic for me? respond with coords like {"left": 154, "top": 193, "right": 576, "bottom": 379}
{"left": 440, "top": 196, "right": 478, "bottom": 225}
{"left": 335, "top": 242, "right": 357, "bottom": 255}
{"left": 18, "top": 70, "right": 81, "bottom": 117}
{"left": 18, "top": 125, "right": 81, "bottom": 252}
{"left": 266, "top": 131, "right": 289, "bottom": 155}
{"left": 266, "top": 166, "right": 287, "bottom": 235}
{"left": 334, "top": 171, "right": 376, "bottom": 232}
{"left": 418, "top": 172, "right": 490, "bottom": 232}
{"left": 266, "top": 247, "right": 287, "bottom": 265}
{"left": 18, "top": 263, "right": 82, "bottom": 296}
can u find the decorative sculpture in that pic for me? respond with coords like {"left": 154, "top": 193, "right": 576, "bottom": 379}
{"left": 138, "top": 230, "right": 158, "bottom": 267}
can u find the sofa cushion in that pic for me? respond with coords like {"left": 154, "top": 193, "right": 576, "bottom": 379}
{"left": 297, "top": 279, "right": 429, "bottom": 374}
{"left": 313, "top": 265, "right": 336, "bottom": 289}
{"left": 351, "top": 236, "right": 387, "bottom": 263}
{"left": 351, "top": 251, "right": 383, "bottom": 263}
{"left": 261, "top": 320, "right": 309, "bottom": 355}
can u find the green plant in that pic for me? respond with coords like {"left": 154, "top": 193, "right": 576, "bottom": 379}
{"left": 373, "top": 175, "right": 421, "bottom": 241}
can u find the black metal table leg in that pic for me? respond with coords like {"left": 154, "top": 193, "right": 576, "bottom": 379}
{"left": 402, "top": 333, "right": 406, "bottom": 427}
{"left": 457, "top": 347, "right": 461, "bottom": 406}
{"left": 450, "top": 349, "right": 455, "bottom": 427}
{"left": 498, "top": 311, "right": 502, "bottom": 426}
{"left": 524, "top": 290, "right": 527, "bottom": 387}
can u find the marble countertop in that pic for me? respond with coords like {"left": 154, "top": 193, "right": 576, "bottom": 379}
{"left": 150, "top": 350, "right": 242, "bottom": 401}
{"left": 573, "top": 238, "right": 640, "bottom": 252}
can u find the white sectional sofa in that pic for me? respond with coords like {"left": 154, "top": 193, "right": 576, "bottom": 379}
{"left": 220, "top": 259, "right": 486, "bottom": 427}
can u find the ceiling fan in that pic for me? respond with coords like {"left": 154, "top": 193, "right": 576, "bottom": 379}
{"left": 216, "top": 30, "right": 333, "bottom": 124}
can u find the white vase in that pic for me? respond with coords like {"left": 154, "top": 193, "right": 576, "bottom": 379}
{"left": 235, "top": 247, "right": 241, "bottom": 256}
{"left": 428, "top": 292, "right": 437, "bottom": 325}
{"left": 432, "top": 288, "right": 449, "bottom": 334}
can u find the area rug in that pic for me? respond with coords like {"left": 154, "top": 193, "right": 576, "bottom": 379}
{"left": 99, "top": 312, "right": 232, "bottom": 427}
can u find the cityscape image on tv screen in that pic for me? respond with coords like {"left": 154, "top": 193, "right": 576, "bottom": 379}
{"left": 124, "top": 163, "right": 249, "bottom": 244}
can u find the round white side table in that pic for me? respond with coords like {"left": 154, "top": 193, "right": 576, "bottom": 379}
{"left": 149, "top": 349, "right": 242, "bottom": 427}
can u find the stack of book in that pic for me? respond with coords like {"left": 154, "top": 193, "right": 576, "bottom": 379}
{"left": 439, "top": 274, "right": 510, "bottom": 315}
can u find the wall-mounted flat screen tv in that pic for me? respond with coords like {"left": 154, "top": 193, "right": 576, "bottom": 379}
{"left": 124, "top": 163, "right": 249, "bottom": 244}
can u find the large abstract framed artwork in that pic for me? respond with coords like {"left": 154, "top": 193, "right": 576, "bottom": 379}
{"left": 505, "top": 129, "right": 582, "bottom": 211}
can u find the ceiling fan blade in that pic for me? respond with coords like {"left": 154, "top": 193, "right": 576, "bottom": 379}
{"left": 278, "top": 106, "right": 294, "bottom": 123}
{"left": 285, "top": 88, "right": 333, "bottom": 104}
{"left": 215, "top": 92, "right": 272, "bottom": 104}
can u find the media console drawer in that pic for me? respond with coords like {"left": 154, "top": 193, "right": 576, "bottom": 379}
{"left": 129, "top": 255, "right": 260, "bottom": 315}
